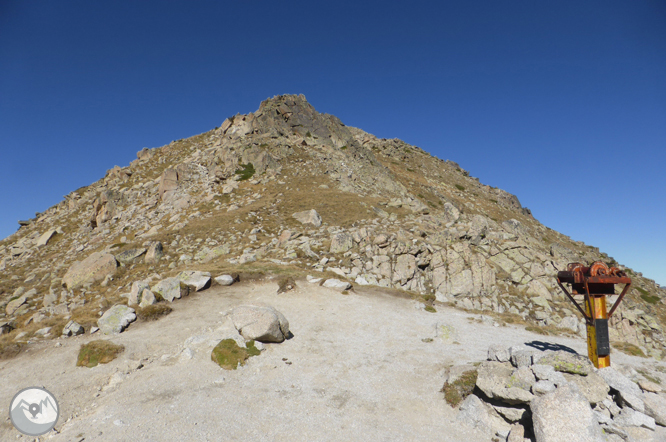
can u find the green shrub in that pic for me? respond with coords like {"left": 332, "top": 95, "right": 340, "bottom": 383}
{"left": 235, "top": 163, "right": 255, "bottom": 181}
{"left": 635, "top": 287, "right": 660, "bottom": 304}
{"left": 425, "top": 305, "right": 437, "bottom": 313}
{"left": 455, "top": 184, "right": 465, "bottom": 191}
{"left": 211, "top": 339, "right": 260, "bottom": 370}
{"left": 77, "top": 340, "right": 124, "bottom": 368}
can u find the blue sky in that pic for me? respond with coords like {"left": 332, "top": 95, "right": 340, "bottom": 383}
{"left": 1, "top": 1, "right": 665, "bottom": 285}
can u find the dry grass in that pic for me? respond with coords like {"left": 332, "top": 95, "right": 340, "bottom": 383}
{"left": 77, "top": 340, "right": 125, "bottom": 367}
{"left": 0, "top": 334, "right": 24, "bottom": 360}
{"left": 441, "top": 369, "right": 478, "bottom": 407}
{"left": 136, "top": 304, "right": 173, "bottom": 321}
{"left": 277, "top": 276, "right": 296, "bottom": 294}
{"left": 612, "top": 341, "right": 647, "bottom": 358}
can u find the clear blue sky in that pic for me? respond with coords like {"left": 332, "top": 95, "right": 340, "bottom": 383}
{"left": 1, "top": 1, "right": 665, "bottom": 286}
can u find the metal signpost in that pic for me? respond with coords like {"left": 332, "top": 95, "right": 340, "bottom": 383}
{"left": 556, "top": 261, "right": 632, "bottom": 368}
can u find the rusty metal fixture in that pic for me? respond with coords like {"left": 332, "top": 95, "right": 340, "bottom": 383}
{"left": 557, "top": 261, "right": 631, "bottom": 368}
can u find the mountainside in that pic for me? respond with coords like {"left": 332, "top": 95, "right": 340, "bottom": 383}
{"left": 1, "top": 94, "right": 665, "bottom": 360}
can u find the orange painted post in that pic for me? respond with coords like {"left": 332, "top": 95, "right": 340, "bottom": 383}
{"left": 585, "top": 295, "right": 610, "bottom": 368}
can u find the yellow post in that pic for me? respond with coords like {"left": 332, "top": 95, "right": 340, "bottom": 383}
{"left": 585, "top": 295, "right": 610, "bottom": 368}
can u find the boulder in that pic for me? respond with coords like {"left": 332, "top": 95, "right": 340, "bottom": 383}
{"left": 475, "top": 361, "right": 534, "bottom": 405}
{"left": 158, "top": 168, "right": 178, "bottom": 201}
{"left": 643, "top": 392, "right": 666, "bottom": 426}
{"left": 152, "top": 277, "right": 190, "bottom": 302}
{"left": 6, "top": 295, "right": 28, "bottom": 316}
{"left": 139, "top": 290, "right": 157, "bottom": 308}
{"left": 330, "top": 232, "right": 353, "bottom": 254}
{"left": 393, "top": 254, "right": 416, "bottom": 285}
{"left": 214, "top": 275, "right": 235, "bottom": 286}
{"left": 62, "top": 320, "right": 85, "bottom": 337}
{"left": 597, "top": 367, "right": 645, "bottom": 413}
{"left": 98, "top": 305, "right": 136, "bottom": 334}
{"left": 36, "top": 229, "right": 57, "bottom": 247}
{"left": 230, "top": 305, "right": 290, "bottom": 343}
{"left": 114, "top": 248, "right": 147, "bottom": 265}
{"left": 145, "top": 241, "right": 164, "bottom": 264}
{"left": 178, "top": 271, "right": 211, "bottom": 291}
{"left": 537, "top": 351, "right": 592, "bottom": 376}
{"left": 62, "top": 252, "right": 118, "bottom": 289}
{"left": 487, "top": 344, "right": 510, "bottom": 363}
{"left": 128, "top": 281, "right": 150, "bottom": 305}
{"left": 292, "top": 209, "right": 322, "bottom": 227}
{"left": 457, "top": 394, "right": 511, "bottom": 438}
{"left": 531, "top": 382, "right": 603, "bottom": 442}
{"left": 322, "top": 279, "right": 352, "bottom": 290}
{"left": 195, "top": 245, "right": 230, "bottom": 263}
{"left": 612, "top": 408, "right": 656, "bottom": 430}
{"left": 564, "top": 372, "right": 609, "bottom": 406}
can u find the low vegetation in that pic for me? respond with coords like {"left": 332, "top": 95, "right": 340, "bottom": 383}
{"left": 441, "top": 369, "right": 478, "bottom": 407}
{"left": 137, "top": 304, "right": 173, "bottom": 321}
{"left": 234, "top": 162, "right": 255, "bottom": 181}
{"left": 211, "top": 339, "right": 260, "bottom": 370}
{"left": 77, "top": 340, "right": 125, "bottom": 368}
{"left": 612, "top": 341, "right": 647, "bottom": 358}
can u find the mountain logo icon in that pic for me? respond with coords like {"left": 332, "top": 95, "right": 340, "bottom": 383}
{"left": 9, "top": 387, "right": 59, "bottom": 436}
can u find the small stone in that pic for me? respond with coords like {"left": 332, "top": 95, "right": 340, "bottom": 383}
{"left": 98, "top": 305, "right": 136, "bottom": 334}
{"left": 638, "top": 380, "right": 662, "bottom": 393}
{"left": 322, "top": 279, "right": 352, "bottom": 290}
{"left": 214, "top": 275, "right": 235, "bottom": 286}
{"left": 532, "top": 380, "right": 556, "bottom": 395}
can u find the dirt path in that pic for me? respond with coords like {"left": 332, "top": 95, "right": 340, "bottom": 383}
{"left": 0, "top": 280, "right": 660, "bottom": 441}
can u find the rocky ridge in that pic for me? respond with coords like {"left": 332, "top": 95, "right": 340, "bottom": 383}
{"left": 0, "top": 94, "right": 664, "bottom": 362}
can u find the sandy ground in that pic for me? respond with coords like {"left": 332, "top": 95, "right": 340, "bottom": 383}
{"left": 1, "top": 280, "right": 663, "bottom": 442}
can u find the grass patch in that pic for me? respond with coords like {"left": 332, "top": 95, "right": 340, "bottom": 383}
{"left": 0, "top": 338, "right": 24, "bottom": 360}
{"left": 340, "top": 145, "right": 347, "bottom": 150}
{"left": 441, "top": 370, "right": 478, "bottom": 407}
{"left": 211, "top": 339, "right": 259, "bottom": 370}
{"left": 234, "top": 163, "right": 255, "bottom": 181}
{"left": 455, "top": 184, "right": 465, "bottom": 191}
{"left": 136, "top": 304, "right": 173, "bottom": 321}
{"left": 77, "top": 340, "right": 125, "bottom": 368}
{"left": 612, "top": 341, "right": 647, "bottom": 358}
{"left": 277, "top": 276, "right": 296, "bottom": 294}
{"left": 425, "top": 305, "right": 437, "bottom": 313}
{"left": 637, "top": 368, "right": 661, "bottom": 385}
{"left": 635, "top": 287, "right": 660, "bottom": 304}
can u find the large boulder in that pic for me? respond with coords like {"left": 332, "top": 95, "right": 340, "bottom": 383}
{"left": 178, "top": 271, "right": 211, "bottom": 292}
{"left": 5, "top": 295, "right": 28, "bottom": 316}
{"left": 475, "top": 361, "right": 534, "bottom": 405}
{"left": 152, "top": 277, "right": 190, "bottom": 302}
{"left": 643, "top": 392, "right": 666, "bottom": 426}
{"left": 62, "top": 252, "right": 118, "bottom": 289}
{"left": 292, "top": 209, "right": 322, "bottom": 227}
{"left": 36, "top": 229, "right": 57, "bottom": 247}
{"left": 531, "top": 382, "right": 603, "bottom": 442}
{"left": 158, "top": 168, "right": 179, "bottom": 201}
{"left": 230, "top": 305, "right": 290, "bottom": 343}
{"left": 457, "top": 394, "right": 511, "bottom": 438}
{"left": 114, "top": 248, "right": 147, "bottom": 265}
{"left": 563, "top": 372, "right": 609, "bottom": 406}
{"left": 144, "top": 241, "right": 164, "bottom": 264}
{"left": 128, "top": 281, "right": 150, "bottom": 305}
{"left": 330, "top": 232, "right": 353, "bottom": 254}
{"left": 597, "top": 367, "right": 645, "bottom": 413}
{"left": 537, "top": 351, "right": 592, "bottom": 376}
{"left": 98, "top": 305, "right": 136, "bottom": 334}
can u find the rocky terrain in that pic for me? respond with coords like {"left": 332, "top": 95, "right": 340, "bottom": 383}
{"left": 1, "top": 94, "right": 665, "bottom": 441}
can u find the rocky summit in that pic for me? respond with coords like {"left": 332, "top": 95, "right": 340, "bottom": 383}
{"left": 1, "top": 94, "right": 665, "bottom": 441}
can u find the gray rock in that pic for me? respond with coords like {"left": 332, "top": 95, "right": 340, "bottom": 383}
{"left": 612, "top": 408, "right": 656, "bottom": 430}
{"left": 145, "top": 241, "right": 164, "bottom": 264}
{"left": 531, "top": 382, "right": 604, "bottom": 442}
{"left": 178, "top": 271, "right": 211, "bottom": 292}
{"left": 62, "top": 251, "right": 118, "bottom": 289}
{"left": 330, "top": 232, "right": 353, "bottom": 254}
{"left": 476, "top": 361, "right": 534, "bottom": 405}
{"left": 0, "top": 322, "right": 13, "bottom": 335}
{"left": 195, "top": 245, "right": 230, "bottom": 263}
{"left": 564, "top": 372, "right": 610, "bottom": 406}
{"left": 114, "top": 248, "right": 147, "bottom": 265}
{"left": 5, "top": 295, "right": 28, "bottom": 316}
{"left": 510, "top": 348, "right": 533, "bottom": 368}
{"left": 292, "top": 209, "right": 322, "bottom": 227}
{"left": 597, "top": 367, "right": 645, "bottom": 413}
{"left": 128, "top": 281, "right": 150, "bottom": 305}
{"left": 36, "top": 229, "right": 57, "bottom": 247}
{"left": 643, "top": 392, "right": 666, "bottom": 426}
{"left": 322, "top": 279, "right": 352, "bottom": 290}
{"left": 533, "top": 380, "right": 557, "bottom": 395}
{"left": 214, "top": 275, "right": 235, "bottom": 286}
{"left": 509, "top": 366, "right": 536, "bottom": 390}
{"left": 538, "top": 350, "right": 592, "bottom": 376}
{"left": 230, "top": 305, "right": 290, "bottom": 343}
{"left": 139, "top": 290, "right": 157, "bottom": 308}
{"left": 457, "top": 394, "right": 511, "bottom": 438}
{"left": 152, "top": 277, "right": 190, "bottom": 302}
{"left": 492, "top": 404, "right": 528, "bottom": 423}
{"left": 507, "top": 424, "right": 525, "bottom": 442}
{"left": 62, "top": 320, "right": 84, "bottom": 337}
{"left": 488, "top": 344, "right": 511, "bottom": 363}
{"left": 98, "top": 305, "right": 136, "bottom": 334}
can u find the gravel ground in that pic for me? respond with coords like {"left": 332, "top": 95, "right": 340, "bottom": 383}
{"left": 1, "top": 280, "right": 662, "bottom": 441}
